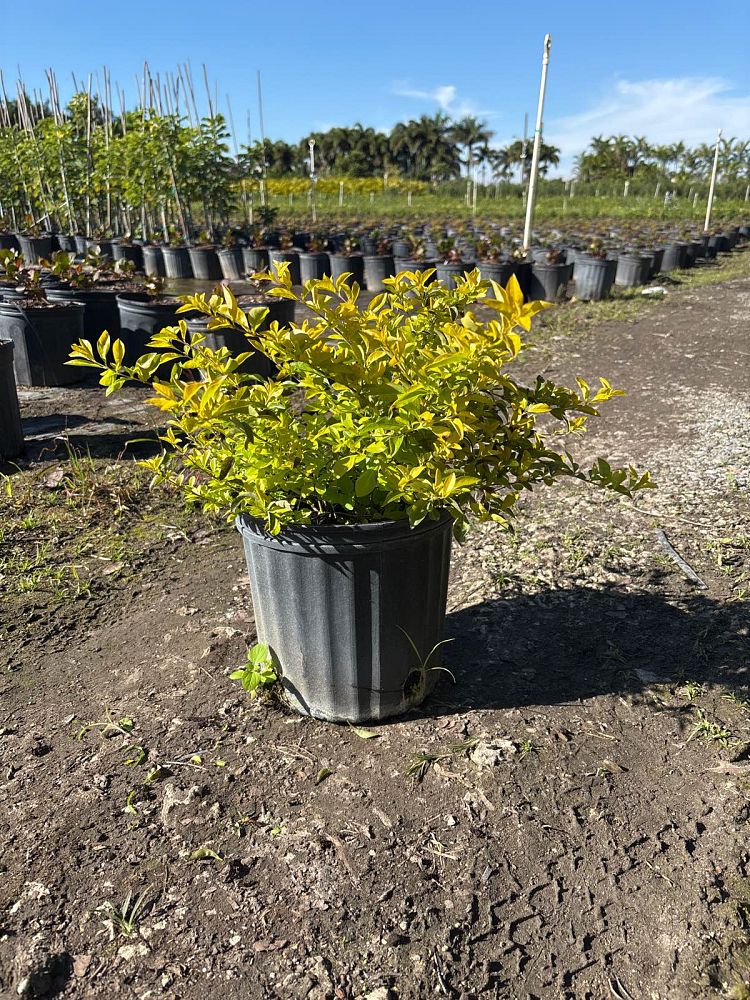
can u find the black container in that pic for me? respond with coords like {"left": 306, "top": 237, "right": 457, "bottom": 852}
{"left": 112, "top": 243, "right": 145, "bottom": 271}
{"left": 235, "top": 513, "right": 453, "bottom": 723}
{"left": 188, "top": 246, "right": 223, "bottom": 281}
{"left": 55, "top": 234, "right": 77, "bottom": 254}
{"left": 74, "top": 235, "right": 88, "bottom": 256}
{"left": 268, "top": 250, "right": 301, "bottom": 286}
{"left": 116, "top": 293, "right": 182, "bottom": 363}
{"left": 186, "top": 297, "right": 294, "bottom": 376}
{"left": 360, "top": 237, "right": 377, "bottom": 256}
{"left": 0, "top": 234, "right": 20, "bottom": 252}
{"left": 364, "top": 255, "right": 395, "bottom": 292}
{"left": 243, "top": 248, "right": 270, "bottom": 273}
{"left": 476, "top": 260, "right": 513, "bottom": 288}
{"left": 573, "top": 256, "right": 616, "bottom": 301}
{"left": 18, "top": 235, "right": 53, "bottom": 264}
{"left": 660, "top": 243, "right": 688, "bottom": 272}
{"left": 217, "top": 248, "right": 244, "bottom": 281}
{"left": 0, "top": 339, "right": 24, "bottom": 459}
{"left": 161, "top": 246, "right": 193, "bottom": 279}
{"left": 87, "top": 239, "right": 115, "bottom": 260}
{"left": 46, "top": 287, "right": 121, "bottom": 340}
{"left": 0, "top": 299, "right": 85, "bottom": 386}
{"left": 392, "top": 239, "right": 411, "bottom": 258}
{"left": 615, "top": 254, "right": 650, "bottom": 288}
{"left": 142, "top": 245, "right": 166, "bottom": 277}
{"left": 328, "top": 254, "right": 365, "bottom": 286}
{"left": 299, "top": 251, "right": 330, "bottom": 283}
{"left": 529, "top": 262, "right": 571, "bottom": 301}
{"left": 509, "top": 260, "right": 533, "bottom": 300}
{"left": 435, "top": 262, "right": 470, "bottom": 290}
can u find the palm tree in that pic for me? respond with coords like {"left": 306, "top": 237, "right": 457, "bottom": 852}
{"left": 449, "top": 116, "right": 494, "bottom": 177}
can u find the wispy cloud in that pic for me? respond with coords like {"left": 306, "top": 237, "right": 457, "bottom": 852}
{"left": 391, "top": 80, "right": 498, "bottom": 120}
{"left": 546, "top": 76, "right": 750, "bottom": 175}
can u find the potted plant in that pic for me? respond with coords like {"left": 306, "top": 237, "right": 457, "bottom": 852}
{"left": 327, "top": 236, "right": 364, "bottom": 286}
{"left": 111, "top": 234, "right": 145, "bottom": 272}
{"left": 615, "top": 249, "right": 650, "bottom": 289}
{"left": 0, "top": 263, "right": 84, "bottom": 386}
{"left": 242, "top": 227, "right": 271, "bottom": 274}
{"left": 44, "top": 249, "right": 123, "bottom": 339}
{"left": 529, "top": 247, "right": 571, "bottom": 301}
{"left": 474, "top": 238, "right": 512, "bottom": 287}
{"left": 435, "top": 238, "right": 470, "bottom": 290}
{"left": 116, "top": 275, "right": 186, "bottom": 363}
{"left": 268, "top": 232, "right": 301, "bottom": 286}
{"left": 69, "top": 268, "right": 652, "bottom": 723}
{"left": 573, "top": 240, "right": 617, "bottom": 301}
{"left": 363, "top": 237, "right": 395, "bottom": 292}
{"left": 17, "top": 218, "right": 53, "bottom": 265}
{"left": 217, "top": 231, "right": 244, "bottom": 281}
{"left": 161, "top": 229, "right": 193, "bottom": 279}
{"left": 298, "top": 233, "right": 330, "bottom": 283}
{"left": 189, "top": 230, "right": 224, "bottom": 281}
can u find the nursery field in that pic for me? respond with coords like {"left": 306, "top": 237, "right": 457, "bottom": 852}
{"left": 2, "top": 250, "right": 750, "bottom": 999}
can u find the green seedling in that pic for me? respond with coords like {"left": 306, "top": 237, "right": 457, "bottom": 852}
{"left": 405, "top": 735, "right": 479, "bottom": 782}
{"left": 75, "top": 712, "right": 134, "bottom": 741}
{"left": 102, "top": 888, "right": 150, "bottom": 938}
{"left": 230, "top": 643, "right": 278, "bottom": 697}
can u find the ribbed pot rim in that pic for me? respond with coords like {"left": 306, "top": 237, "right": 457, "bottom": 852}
{"left": 0, "top": 299, "right": 84, "bottom": 316}
{"left": 236, "top": 511, "right": 453, "bottom": 553}
{"left": 576, "top": 255, "right": 612, "bottom": 266}
{"left": 47, "top": 286, "right": 119, "bottom": 301}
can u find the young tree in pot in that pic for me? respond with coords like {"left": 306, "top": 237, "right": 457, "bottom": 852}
{"left": 116, "top": 275, "right": 186, "bottom": 363}
{"left": 242, "top": 225, "right": 272, "bottom": 274}
{"left": 188, "top": 230, "right": 224, "bottom": 281}
{"left": 0, "top": 263, "right": 84, "bottom": 386}
{"left": 70, "top": 268, "right": 653, "bottom": 724}
{"left": 161, "top": 229, "right": 193, "bottom": 279}
{"left": 363, "top": 236, "right": 395, "bottom": 292}
{"left": 327, "top": 235, "right": 364, "bottom": 286}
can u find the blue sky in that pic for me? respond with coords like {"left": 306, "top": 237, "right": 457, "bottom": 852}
{"left": 3, "top": 0, "right": 748, "bottom": 174}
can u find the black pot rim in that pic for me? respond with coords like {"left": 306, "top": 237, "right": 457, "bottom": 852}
{"left": 0, "top": 299, "right": 84, "bottom": 316}
{"left": 116, "top": 292, "right": 181, "bottom": 313}
{"left": 235, "top": 511, "right": 453, "bottom": 553}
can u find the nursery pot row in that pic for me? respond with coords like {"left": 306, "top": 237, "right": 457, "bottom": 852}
{"left": 0, "top": 299, "right": 84, "bottom": 386}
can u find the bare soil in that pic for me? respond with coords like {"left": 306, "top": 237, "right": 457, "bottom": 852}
{"left": 1, "top": 258, "right": 750, "bottom": 1000}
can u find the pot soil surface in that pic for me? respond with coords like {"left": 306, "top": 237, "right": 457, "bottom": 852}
{"left": 1, "top": 258, "right": 750, "bottom": 999}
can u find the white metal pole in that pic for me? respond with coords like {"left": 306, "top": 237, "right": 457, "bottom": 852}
{"left": 309, "top": 139, "right": 317, "bottom": 224}
{"left": 704, "top": 129, "right": 722, "bottom": 233}
{"left": 522, "top": 34, "right": 552, "bottom": 252}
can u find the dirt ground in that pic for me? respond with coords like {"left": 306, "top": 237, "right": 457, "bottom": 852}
{"left": 2, "top": 257, "right": 750, "bottom": 1000}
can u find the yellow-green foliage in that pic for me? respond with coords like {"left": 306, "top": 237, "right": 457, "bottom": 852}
{"left": 68, "top": 268, "right": 653, "bottom": 536}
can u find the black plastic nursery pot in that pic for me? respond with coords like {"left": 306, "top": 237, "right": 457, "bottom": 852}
{"left": 116, "top": 293, "right": 182, "bottom": 363}
{"left": 363, "top": 254, "right": 395, "bottom": 292}
{"left": 0, "top": 299, "right": 85, "bottom": 386}
{"left": 0, "top": 340, "right": 24, "bottom": 459}
{"left": 74, "top": 235, "right": 88, "bottom": 255}
{"left": 46, "top": 286, "right": 121, "bottom": 340}
{"left": 112, "top": 242, "right": 145, "bottom": 271}
{"left": 142, "top": 245, "right": 166, "bottom": 277}
{"left": 299, "top": 251, "right": 330, "bottom": 283}
{"left": 87, "top": 238, "right": 114, "bottom": 259}
{"left": 55, "top": 234, "right": 77, "bottom": 253}
{"left": 573, "top": 256, "right": 617, "bottom": 301}
{"left": 161, "top": 246, "right": 193, "bottom": 279}
{"left": 476, "top": 260, "right": 513, "bottom": 288}
{"left": 328, "top": 253, "right": 365, "bottom": 286}
{"left": 235, "top": 513, "right": 453, "bottom": 723}
{"left": 435, "top": 261, "right": 470, "bottom": 290}
{"left": 243, "top": 248, "right": 270, "bottom": 273}
{"left": 615, "top": 254, "right": 650, "bottom": 288}
{"left": 217, "top": 248, "right": 244, "bottom": 281}
{"left": 17, "top": 235, "right": 53, "bottom": 264}
{"left": 268, "top": 250, "right": 301, "bottom": 286}
{"left": 392, "top": 239, "right": 411, "bottom": 258}
{"left": 188, "top": 246, "right": 223, "bottom": 281}
{"left": 529, "top": 262, "right": 571, "bottom": 301}
{"left": 660, "top": 242, "right": 688, "bottom": 272}
{"left": 0, "top": 234, "right": 20, "bottom": 252}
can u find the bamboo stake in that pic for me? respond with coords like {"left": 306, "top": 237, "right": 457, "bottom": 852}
{"left": 703, "top": 129, "right": 722, "bottom": 233}
{"left": 257, "top": 71, "right": 267, "bottom": 207}
{"left": 226, "top": 93, "right": 250, "bottom": 226}
{"left": 85, "top": 74, "right": 93, "bottom": 236}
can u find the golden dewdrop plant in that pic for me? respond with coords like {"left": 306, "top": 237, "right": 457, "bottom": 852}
{"left": 68, "top": 265, "right": 653, "bottom": 537}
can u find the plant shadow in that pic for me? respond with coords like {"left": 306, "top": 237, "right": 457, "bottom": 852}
{"left": 421, "top": 584, "right": 746, "bottom": 716}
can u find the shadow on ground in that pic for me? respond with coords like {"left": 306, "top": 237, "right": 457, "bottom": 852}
{"left": 423, "top": 584, "right": 745, "bottom": 716}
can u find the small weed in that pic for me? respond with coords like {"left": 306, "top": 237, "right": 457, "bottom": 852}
{"left": 518, "top": 739, "right": 541, "bottom": 759}
{"left": 681, "top": 680, "right": 705, "bottom": 702}
{"left": 688, "top": 708, "right": 732, "bottom": 747}
{"left": 405, "top": 735, "right": 479, "bottom": 782}
{"left": 101, "top": 888, "right": 150, "bottom": 939}
{"left": 75, "top": 712, "right": 134, "bottom": 741}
